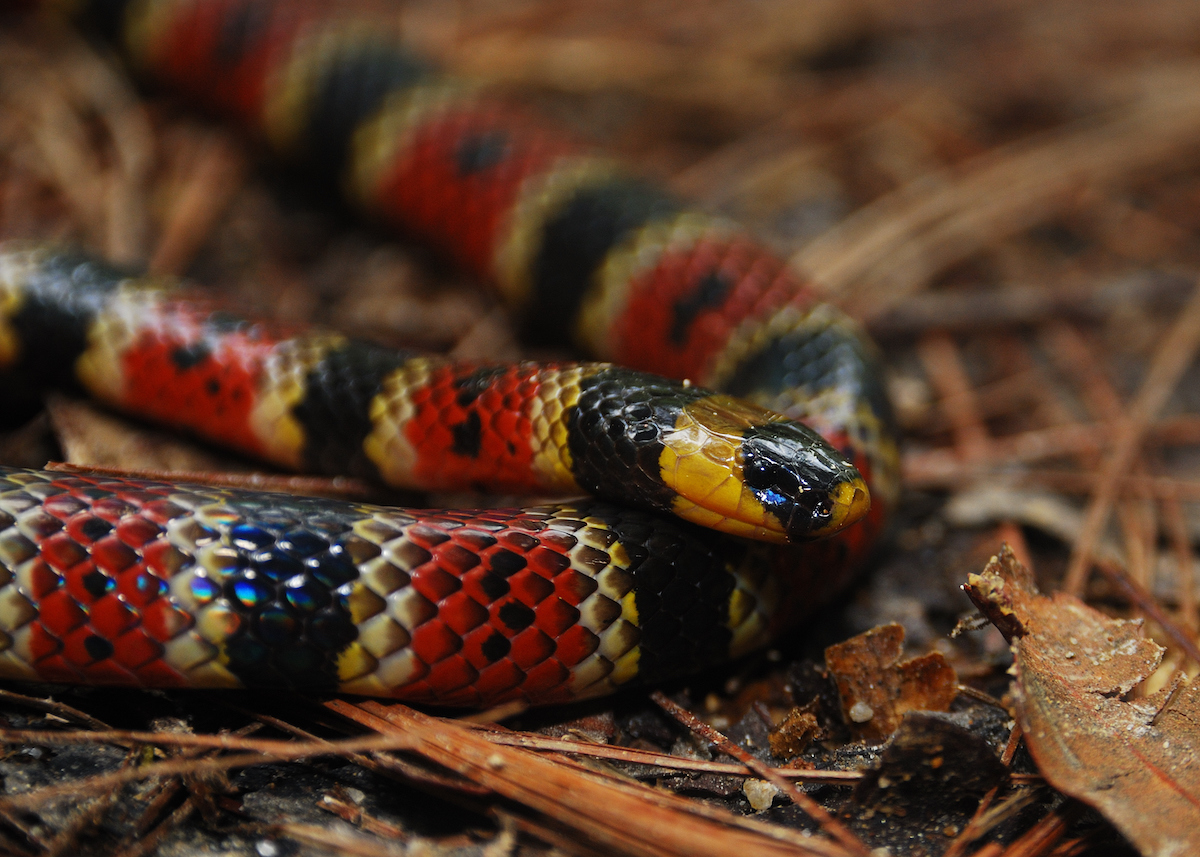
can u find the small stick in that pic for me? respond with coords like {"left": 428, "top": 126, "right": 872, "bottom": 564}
{"left": 1161, "top": 489, "right": 1198, "bottom": 631}
{"left": 1094, "top": 559, "right": 1200, "bottom": 667}
{"left": 918, "top": 332, "right": 992, "bottom": 462}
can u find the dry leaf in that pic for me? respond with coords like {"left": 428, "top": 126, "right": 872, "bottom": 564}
{"left": 964, "top": 545, "right": 1200, "bottom": 857}
{"left": 825, "top": 623, "right": 959, "bottom": 743}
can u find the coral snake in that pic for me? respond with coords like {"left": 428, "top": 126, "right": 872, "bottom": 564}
{"left": 0, "top": 0, "right": 900, "bottom": 707}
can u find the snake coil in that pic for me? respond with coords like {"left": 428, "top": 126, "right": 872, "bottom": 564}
{"left": 0, "top": 0, "right": 900, "bottom": 706}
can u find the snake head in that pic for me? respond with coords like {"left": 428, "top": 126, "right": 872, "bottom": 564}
{"left": 657, "top": 395, "right": 869, "bottom": 543}
{"left": 569, "top": 370, "right": 870, "bottom": 544}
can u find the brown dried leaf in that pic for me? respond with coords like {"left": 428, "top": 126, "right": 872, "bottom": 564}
{"left": 769, "top": 707, "right": 821, "bottom": 758}
{"left": 824, "top": 624, "right": 959, "bottom": 743}
{"left": 964, "top": 545, "right": 1200, "bottom": 857}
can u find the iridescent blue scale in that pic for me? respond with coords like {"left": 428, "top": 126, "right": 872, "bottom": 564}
{"left": 251, "top": 548, "right": 305, "bottom": 582}
{"left": 278, "top": 530, "right": 329, "bottom": 557}
{"left": 230, "top": 524, "right": 275, "bottom": 551}
{"left": 189, "top": 573, "right": 220, "bottom": 603}
{"left": 229, "top": 573, "right": 273, "bottom": 609}
{"left": 284, "top": 575, "right": 327, "bottom": 612}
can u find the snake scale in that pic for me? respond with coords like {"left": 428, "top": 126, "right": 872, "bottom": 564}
{"left": 0, "top": 0, "right": 899, "bottom": 707}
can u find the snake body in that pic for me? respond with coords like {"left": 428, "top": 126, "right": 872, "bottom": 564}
{"left": 0, "top": 0, "right": 900, "bottom": 706}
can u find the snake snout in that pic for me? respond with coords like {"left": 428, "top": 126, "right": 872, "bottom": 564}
{"left": 741, "top": 424, "right": 870, "bottom": 542}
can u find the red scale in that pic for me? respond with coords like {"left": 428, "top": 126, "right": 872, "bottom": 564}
{"left": 139, "top": 499, "right": 189, "bottom": 526}
{"left": 421, "top": 653, "right": 476, "bottom": 694}
{"left": 30, "top": 653, "right": 83, "bottom": 684}
{"left": 409, "top": 618, "right": 462, "bottom": 664}
{"left": 471, "top": 659, "right": 525, "bottom": 700}
{"left": 452, "top": 529, "right": 498, "bottom": 553}
{"left": 36, "top": 589, "right": 88, "bottom": 637}
{"left": 24, "top": 622, "right": 61, "bottom": 663}
{"left": 74, "top": 655, "right": 140, "bottom": 687}
{"left": 63, "top": 514, "right": 108, "bottom": 546}
{"left": 38, "top": 532, "right": 88, "bottom": 572}
{"left": 142, "top": 539, "right": 186, "bottom": 578}
{"left": 91, "top": 535, "right": 138, "bottom": 575}
{"left": 404, "top": 523, "right": 451, "bottom": 549}
{"left": 521, "top": 658, "right": 570, "bottom": 697}
{"left": 90, "top": 497, "right": 138, "bottom": 522}
{"left": 115, "top": 516, "right": 163, "bottom": 547}
{"left": 110, "top": 627, "right": 163, "bottom": 671}
{"left": 140, "top": 599, "right": 193, "bottom": 642}
{"left": 134, "top": 658, "right": 187, "bottom": 688}
{"left": 409, "top": 564, "right": 461, "bottom": 603}
{"left": 438, "top": 591, "right": 489, "bottom": 637}
{"left": 499, "top": 531, "right": 539, "bottom": 553}
{"left": 458, "top": 566, "right": 502, "bottom": 605}
{"left": 508, "top": 626, "right": 555, "bottom": 669}
{"left": 538, "top": 529, "right": 578, "bottom": 551}
{"left": 62, "top": 564, "right": 108, "bottom": 606}
{"left": 432, "top": 542, "right": 480, "bottom": 576}
{"left": 116, "top": 565, "right": 164, "bottom": 609}
{"left": 40, "top": 493, "right": 87, "bottom": 520}
{"left": 551, "top": 624, "right": 599, "bottom": 668}
{"left": 88, "top": 594, "right": 138, "bottom": 639}
{"left": 554, "top": 568, "right": 598, "bottom": 606}
{"left": 459, "top": 623, "right": 507, "bottom": 670}
{"left": 534, "top": 597, "right": 579, "bottom": 638}
{"left": 507, "top": 569, "right": 554, "bottom": 607}
{"left": 24, "top": 559, "right": 61, "bottom": 600}
{"left": 526, "top": 546, "right": 572, "bottom": 579}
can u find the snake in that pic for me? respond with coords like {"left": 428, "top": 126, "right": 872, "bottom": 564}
{"left": 0, "top": 0, "right": 900, "bottom": 707}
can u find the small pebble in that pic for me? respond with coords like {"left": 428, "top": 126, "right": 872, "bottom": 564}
{"left": 849, "top": 701, "right": 875, "bottom": 723}
{"left": 743, "top": 779, "right": 779, "bottom": 811}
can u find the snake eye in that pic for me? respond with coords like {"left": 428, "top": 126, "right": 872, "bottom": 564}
{"left": 812, "top": 497, "right": 833, "bottom": 521}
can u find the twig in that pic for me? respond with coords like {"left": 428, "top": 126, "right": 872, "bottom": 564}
{"left": 0, "top": 687, "right": 111, "bottom": 731}
{"left": 1161, "top": 488, "right": 1198, "bottom": 631}
{"left": 918, "top": 332, "right": 991, "bottom": 461}
{"left": 1093, "top": 559, "right": 1200, "bottom": 667}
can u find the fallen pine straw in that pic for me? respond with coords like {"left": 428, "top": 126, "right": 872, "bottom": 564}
{"left": 0, "top": 704, "right": 876, "bottom": 857}
{"left": 329, "top": 699, "right": 865, "bottom": 857}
